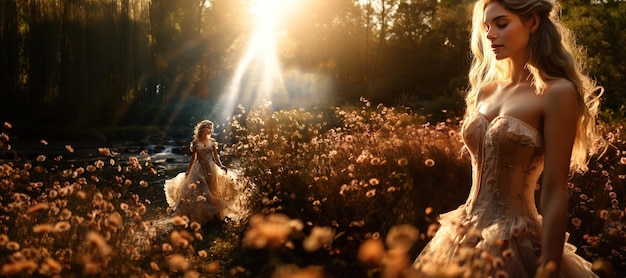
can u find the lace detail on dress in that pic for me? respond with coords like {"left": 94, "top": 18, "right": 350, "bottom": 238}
{"left": 486, "top": 115, "right": 543, "bottom": 148}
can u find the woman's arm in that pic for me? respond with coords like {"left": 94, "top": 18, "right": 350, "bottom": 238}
{"left": 211, "top": 142, "right": 227, "bottom": 172}
{"left": 539, "top": 80, "right": 579, "bottom": 277}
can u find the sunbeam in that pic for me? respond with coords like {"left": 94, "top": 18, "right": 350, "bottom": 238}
{"left": 214, "top": 0, "right": 295, "bottom": 122}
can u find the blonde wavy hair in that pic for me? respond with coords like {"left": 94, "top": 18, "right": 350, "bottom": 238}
{"left": 465, "top": 0, "right": 603, "bottom": 173}
{"left": 193, "top": 120, "right": 214, "bottom": 141}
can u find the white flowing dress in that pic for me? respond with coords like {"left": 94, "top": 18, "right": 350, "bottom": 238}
{"left": 164, "top": 139, "right": 235, "bottom": 225}
{"left": 413, "top": 112, "right": 598, "bottom": 277}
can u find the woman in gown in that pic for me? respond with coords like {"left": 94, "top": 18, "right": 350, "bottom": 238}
{"left": 412, "top": 0, "right": 603, "bottom": 277}
{"left": 164, "top": 120, "right": 232, "bottom": 225}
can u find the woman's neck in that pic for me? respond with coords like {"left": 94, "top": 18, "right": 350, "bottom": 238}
{"left": 509, "top": 60, "right": 533, "bottom": 86}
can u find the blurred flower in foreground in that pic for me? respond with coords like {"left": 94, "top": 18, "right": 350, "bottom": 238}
{"left": 86, "top": 231, "right": 112, "bottom": 257}
{"left": 272, "top": 264, "right": 326, "bottom": 278}
{"left": 243, "top": 213, "right": 303, "bottom": 249}
{"left": 357, "top": 238, "right": 385, "bottom": 267}
{"left": 386, "top": 224, "right": 419, "bottom": 252}
{"left": 168, "top": 253, "right": 189, "bottom": 272}
{"left": 303, "top": 226, "right": 335, "bottom": 252}
{"left": 0, "top": 261, "right": 38, "bottom": 276}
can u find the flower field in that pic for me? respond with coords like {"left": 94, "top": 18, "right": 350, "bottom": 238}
{"left": 0, "top": 98, "right": 624, "bottom": 277}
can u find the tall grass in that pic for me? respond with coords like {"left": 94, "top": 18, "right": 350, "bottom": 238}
{"left": 0, "top": 100, "right": 624, "bottom": 277}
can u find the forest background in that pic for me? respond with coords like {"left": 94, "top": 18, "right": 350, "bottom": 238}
{"left": 1, "top": 1, "right": 626, "bottom": 276}
{"left": 1, "top": 0, "right": 625, "bottom": 139}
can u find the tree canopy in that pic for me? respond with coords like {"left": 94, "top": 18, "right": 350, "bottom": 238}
{"left": 1, "top": 0, "right": 624, "bottom": 133}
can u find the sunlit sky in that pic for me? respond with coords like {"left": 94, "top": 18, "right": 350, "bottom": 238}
{"left": 213, "top": 0, "right": 293, "bottom": 122}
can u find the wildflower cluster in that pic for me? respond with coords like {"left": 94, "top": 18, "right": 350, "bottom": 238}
{"left": 0, "top": 122, "right": 11, "bottom": 151}
{"left": 225, "top": 99, "right": 471, "bottom": 276}
{"left": 1, "top": 97, "right": 624, "bottom": 277}
{"left": 227, "top": 99, "right": 624, "bottom": 277}
{"left": 0, "top": 131, "right": 245, "bottom": 277}
{"left": 566, "top": 123, "right": 626, "bottom": 275}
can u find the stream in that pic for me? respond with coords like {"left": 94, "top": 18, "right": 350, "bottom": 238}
{"left": 0, "top": 136, "right": 194, "bottom": 210}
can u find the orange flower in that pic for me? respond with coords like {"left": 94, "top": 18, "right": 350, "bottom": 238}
{"left": 98, "top": 148, "right": 111, "bottom": 156}
{"left": 370, "top": 157, "right": 381, "bottom": 165}
{"left": 167, "top": 254, "right": 189, "bottom": 272}
{"left": 397, "top": 158, "right": 408, "bottom": 166}
{"left": 368, "top": 178, "right": 379, "bottom": 186}
{"left": 302, "top": 226, "right": 334, "bottom": 252}
{"left": 53, "top": 221, "right": 71, "bottom": 233}
{"left": 386, "top": 224, "right": 419, "bottom": 251}
{"left": 33, "top": 224, "right": 54, "bottom": 234}
{"left": 27, "top": 202, "right": 49, "bottom": 213}
{"left": 357, "top": 239, "right": 385, "bottom": 267}
{"left": 425, "top": 207, "right": 433, "bottom": 215}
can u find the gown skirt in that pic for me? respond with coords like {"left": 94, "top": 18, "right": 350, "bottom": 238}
{"left": 163, "top": 142, "right": 236, "bottom": 225}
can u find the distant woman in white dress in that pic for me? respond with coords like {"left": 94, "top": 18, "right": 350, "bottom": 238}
{"left": 164, "top": 120, "right": 233, "bottom": 225}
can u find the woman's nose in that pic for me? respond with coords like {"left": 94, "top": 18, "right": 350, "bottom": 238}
{"left": 486, "top": 27, "right": 496, "bottom": 40}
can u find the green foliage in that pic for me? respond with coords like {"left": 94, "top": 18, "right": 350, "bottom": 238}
{"left": 562, "top": 0, "right": 626, "bottom": 114}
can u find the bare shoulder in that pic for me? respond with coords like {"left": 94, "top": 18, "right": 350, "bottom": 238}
{"left": 544, "top": 78, "right": 577, "bottom": 100}
{"left": 543, "top": 78, "right": 578, "bottom": 116}
{"left": 476, "top": 82, "right": 500, "bottom": 101}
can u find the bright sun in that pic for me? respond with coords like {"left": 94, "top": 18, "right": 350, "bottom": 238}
{"left": 249, "top": 0, "right": 294, "bottom": 37}
{"left": 250, "top": 0, "right": 291, "bottom": 17}
{"left": 213, "top": 0, "right": 297, "bottom": 121}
